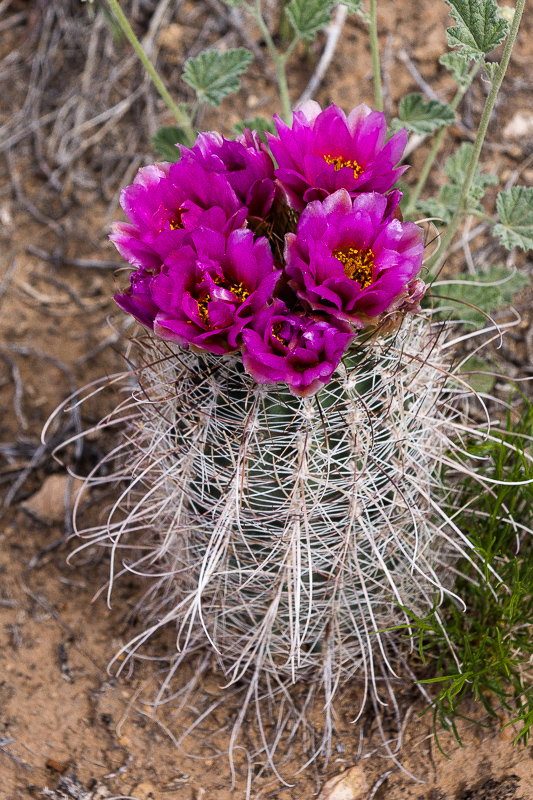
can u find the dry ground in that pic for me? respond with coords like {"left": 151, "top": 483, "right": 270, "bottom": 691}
{"left": 2, "top": 1, "right": 533, "bottom": 797}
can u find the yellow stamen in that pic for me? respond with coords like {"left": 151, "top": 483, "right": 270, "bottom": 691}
{"left": 272, "top": 322, "right": 285, "bottom": 344}
{"left": 168, "top": 209, "right": 184, "bottom": 230}
{"left": 230, "top": 282, "right": 250, "bottom": 303}
{"left": 334, "top": 247, "right": 375, "bottom": 288}
{"left": 195, "top": 282, "right": 250, "bottom": 330}
{"left": 324, "top": 154, "right": 363, "bottom": 180}
{"left": 197, "top": 296, "right": 210, "bottom": 326}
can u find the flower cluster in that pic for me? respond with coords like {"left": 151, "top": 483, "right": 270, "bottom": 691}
{"left": 112, "top": 101, "right": 425, "bottom": 396}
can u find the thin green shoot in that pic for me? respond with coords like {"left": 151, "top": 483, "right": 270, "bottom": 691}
{"left": 426, "top": 0, "right": 527, "bottom": 272}
{"left": 399, "top": 399, "right": 533, "bottom": 751}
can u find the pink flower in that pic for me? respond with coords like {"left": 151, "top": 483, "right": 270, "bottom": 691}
{"left": 285, "top": 189, "right": 425, "bottom": 328}
{"left": 181, "top": 128, "right": 277, "bottom": 220}
{"left": 149, "top": 226, "right": 280, "bottom": 355}
{"left": 110, "top": 160, "right": 247, "bottom": 274}
{"left": 242, "top": 299, "right": 353, "bottom": 397}
{"left": 267, "top": 101, "right": 408, "bottom": 211}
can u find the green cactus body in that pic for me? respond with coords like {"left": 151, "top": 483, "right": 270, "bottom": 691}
{"left": 98, "top": 315, "right": 460, "bottom": 704}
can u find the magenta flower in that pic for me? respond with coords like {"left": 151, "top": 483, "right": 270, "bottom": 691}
{"left": 182, "top": 128, "right": 277, "bottom": 220}
{"left": 284, "top": 189, "right": 425, "bottom": 328}
{"left": 267, "top": 101, "right": 408, "bottom": 211}
{"left": 114, "top": 266, "right": 160, "bottom": 329}
{"left": 144, "top": 226, "right": 280, "bottom": 355}
{"left": 110, "top": 160, "right": 247, "bottom": 273}
{"left": 242, "top": 299, "right": 354, "bottom": 397}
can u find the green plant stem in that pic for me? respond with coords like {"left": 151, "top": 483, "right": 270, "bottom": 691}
{"left": 282, "top": 35, "right": 301, "bottom": 66}
{"left": 468, "top": 209, "right": 496, "bottom": 224}
{"left": 252, "top": 0, "right": 293, "bottom": 123}
{"left": 405, "top": 64, "right": 479, "bottom": 217}
{"left": 426, "top": 0, "right": 526, "bottom": 273}
{"left": 369, "top": 0, "right": 383, "bottom": 111}
{"left": 105, "top": 0, "right": 196, "bottom": 145}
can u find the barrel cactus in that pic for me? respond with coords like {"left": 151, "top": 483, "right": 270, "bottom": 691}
{"left": 99, "top": 316, "right": 456, "bottom": 678}
{"left": 65, "top": 102, "right": 475, "bottom": 759}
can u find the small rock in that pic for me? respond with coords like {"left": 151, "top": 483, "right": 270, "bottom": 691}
{"left": 317, "top": 765, "right": 368, "bottom": 800}
{"left": 21, "top": 474, "right": 86, "bottom": 524}
{"left": 503, "top": 110, "right": 533, "bottom": 141}
{"left": 46, "top": 757, "right": 69, "bottom": 774}
{"left": 0, "top": 201, "right": 12, "bottom": 227}
{"left": 157, "top": 23, "right": 183, "bottom": 50}
{"left": 132, "top": 782, "right": 157, "bottom": 800}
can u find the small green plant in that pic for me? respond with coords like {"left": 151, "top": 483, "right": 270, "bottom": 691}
{"left": 399, "top": 401, "right": 533, "bottom": 750}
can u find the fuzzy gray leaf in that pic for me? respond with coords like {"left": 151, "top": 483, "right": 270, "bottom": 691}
{"left": 343, "top": 0, "right": 364, "bottom": 13}
{"left": 417, "top": 143, "right": 497, "bottom": 223}
{"left": 415, "top": 197, "right": 453, "bottom": 224}
{"left": 495, "top": 186, "right": 533, "bottom": 251}
{"left": 396, "top": 93, "right": 455, "bottom": 135}
{"left": 151, "top": 126, "right": 189, "bottom": 161}
{"left": 183, "top": 48, "right": 253, "bottom": 106}
{"left": 483, "top": 61, "right": 501, "bottom": 81}
{"left": 432, "top": 266, "right": 528, "bottom": 325}
{"left": 285, "top": 0, "right": 334, "bottom": 40}
{"left": 445, "top": 0, "right": 509, "bottom": 60}
{"left": 444, "top": 142, "right": 498, "bottom": 192}
{"left": 439, "top": 52, "right": 471, "bottom": 86}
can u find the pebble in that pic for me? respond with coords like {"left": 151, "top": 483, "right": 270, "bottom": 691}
{"left": 21, "top": 474, "right": 86, "bottom": 524}
{"left": 317, "top": 765, "right": 368, "bottom": 800}
{"left": 132, "top": 782, "right": 157, "bottom": 799}
{"left": 503, "top": 110, "right": 533, "bottom": 141}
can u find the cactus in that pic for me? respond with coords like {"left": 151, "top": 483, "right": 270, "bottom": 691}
{"left": 65, "top": 312, "right": 474, "bottom": 760}
{"left": 54, "top": 102, "right": 507, "bottom": 767}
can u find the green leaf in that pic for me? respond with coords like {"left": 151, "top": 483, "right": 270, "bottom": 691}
{"left": 445, "top": 141, "right": 498, "bottom": 208}
{"left": 445, "top": 0, "right": 509, "bottom": 60}
{"left": 416, "top": 143, "right": 497, "bottom": 222}
{"left": 395, "top": 93, "right": 455, "bottom": 135}
{"left": 495, "top": 186, "right": 533, "bottom": 251}
{"left": 343, "top": 0, "right": 364, "bottom": 12}
{"left": 415, "top": 197, "right": 453, "bottom": 224}
{"left": 150, "top": 126, "right": 190, "bottom": 161}
{"left": 432, "top": 265, "right": 528, "bottom": 325}
{"left": 232, "top": 116, "right": 277, "bottom": 144}
{"left": 439, "top": 52, "right": 471, "bottom": 86}
{"left": 444, "top": 142, "right": 497, "bottom": 193}
{"left": 182, "top": 47, "right": 253, "bottom": 106}
{"left": 285, "top": 0, "right": 334, "bottom": 41}
{"left": 484, "top": 61, "right": 501, "bottom": 81}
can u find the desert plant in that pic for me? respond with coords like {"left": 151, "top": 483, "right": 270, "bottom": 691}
{"left": 54, "top": 0, "right": 533, "bottom": 781}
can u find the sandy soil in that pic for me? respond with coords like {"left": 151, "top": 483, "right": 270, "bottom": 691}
{"left": 2, "top": 1, "right": 533, "bottom": 797}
